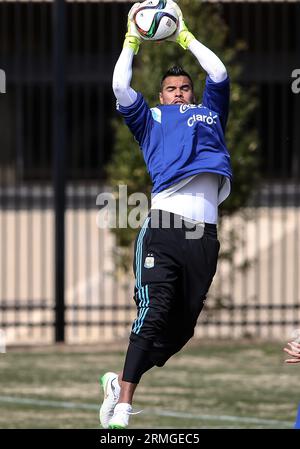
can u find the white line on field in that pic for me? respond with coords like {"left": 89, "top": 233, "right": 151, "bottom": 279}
{"left": 0, "top": 395, "right": 293, "bottom": 428}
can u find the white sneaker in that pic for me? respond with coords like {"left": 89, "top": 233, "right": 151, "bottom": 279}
{"left": 109, "top": 402, "right": 133, "bottom": 429}
{"left": 99, "top": 372, "right": 120, "bottom": 428}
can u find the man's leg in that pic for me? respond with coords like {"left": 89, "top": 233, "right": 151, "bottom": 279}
{"left": 118, "top": 380, "right": 137, "bottom": 404}
{"left": 182, "top": 224, "right": 220, "bottom": 331}
{"left": 116, "top": 372, "right": 137, "bottom": 405}
{"left": 118, "top": 334, "right": 156, "bottom": 401}
{"left": 108, "top": 211, "right": 182, "bottom": 428}
{"left": 108, "top": 338, "right": 156, "bottom": 429}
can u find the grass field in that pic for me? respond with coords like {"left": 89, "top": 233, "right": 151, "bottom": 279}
{"left": 0, "top": 340, "right": 299, "bottom": 429}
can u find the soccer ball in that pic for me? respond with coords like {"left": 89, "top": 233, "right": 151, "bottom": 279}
{"left": 133, "top": 0, "right": 179, "bottom": 41}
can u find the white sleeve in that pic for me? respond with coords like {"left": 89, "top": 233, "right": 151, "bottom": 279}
{"left": 188, "top": 39, "right": 227, "bottom": 83}
{"left": 112, "top": 47, "right": 138, "bottom": 107}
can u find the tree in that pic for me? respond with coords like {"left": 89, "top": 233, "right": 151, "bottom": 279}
{"left": 106, "top": 0, "right": 258, "bottom": 270}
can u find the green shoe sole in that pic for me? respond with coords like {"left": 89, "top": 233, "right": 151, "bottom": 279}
{"left": 108, "top": 424, "right": 126, "bottom": 429}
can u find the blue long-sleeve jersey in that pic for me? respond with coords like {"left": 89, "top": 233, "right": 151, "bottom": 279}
{"left": 117, "top": 75, "right": 232, "bottom": 195}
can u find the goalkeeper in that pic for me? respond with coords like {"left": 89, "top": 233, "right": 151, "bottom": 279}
{"left": 100, "top": 1, "right": 232, "bottom": 429}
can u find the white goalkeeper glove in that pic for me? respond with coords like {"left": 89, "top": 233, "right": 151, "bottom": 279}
{"left": 168, "top": 1, "right": 196, "bottom": 50}
{"left": 123, "top": 2, "right": 142, "bottom": 55}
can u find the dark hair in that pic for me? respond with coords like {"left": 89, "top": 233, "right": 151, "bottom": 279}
{"left": 160, "top": 65, "right": 194, "bottom": 90}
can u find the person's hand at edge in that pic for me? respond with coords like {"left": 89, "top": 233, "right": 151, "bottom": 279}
{"left": 283, "top": 341, "right": 300, "bottom": 363}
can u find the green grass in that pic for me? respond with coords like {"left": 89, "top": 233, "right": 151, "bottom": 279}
{"left": 0, "top": 340, "right": 298, "bottom": 429}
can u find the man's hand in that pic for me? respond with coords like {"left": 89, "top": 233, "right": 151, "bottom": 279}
{"left": 123, "top": 3, "right": 142, "bottom": 55}
{"left": 167, "top": 1, "right": 196, "bottom": 50}
{"left": 283, "top": 341, "right": 300, "bottom": 363}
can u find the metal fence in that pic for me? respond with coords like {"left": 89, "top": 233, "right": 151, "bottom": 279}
{"left": 0, "top": 0, "right": 299, "bottom": 344}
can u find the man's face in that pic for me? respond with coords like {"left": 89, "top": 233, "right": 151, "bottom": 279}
{"left": 159, "top": 75, "right": 195, "bottom": 105}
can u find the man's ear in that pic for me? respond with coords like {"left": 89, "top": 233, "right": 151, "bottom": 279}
{"left": 159, "top": 92, "right": 163, "bottom": 104}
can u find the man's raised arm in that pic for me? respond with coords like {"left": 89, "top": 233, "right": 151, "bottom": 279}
{"left": 112, "top": 3, "right": 142, "bottom": 107}
{"left": 169, "top": 1, "right": 227, "bottom": 83}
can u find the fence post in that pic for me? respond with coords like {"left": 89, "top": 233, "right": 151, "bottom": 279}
{"left": 53, "top": 0, "right": 66, "bottom": 342}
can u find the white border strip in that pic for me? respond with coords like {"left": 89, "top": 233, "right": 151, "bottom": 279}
{"left": 0, "top": 1, "right": 296, "bottom": 4}
{"left": 0, "top": 395, "right": 293, "bottom": 428}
